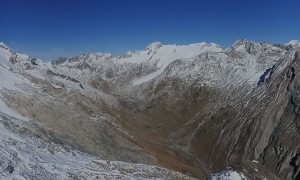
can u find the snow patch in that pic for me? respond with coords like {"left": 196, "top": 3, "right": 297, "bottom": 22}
{"left": 0, "top": 65, "right": 31, "bottom": 121}
{"left": 0, "top": 66, "right": 29, "bottom": 91}
{"left": 209, "top": 168, "right": 247, "bottom": 180}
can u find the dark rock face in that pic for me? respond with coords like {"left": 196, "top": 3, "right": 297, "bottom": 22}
{"left": 139, "top": 50, "right": 300, "bottom": 179}
{"left": 5, "top": 165, "right": 14, "bottom": 174}
{"left": 258, "top": 51, "right": 300, "bottom": 179}
{"left": 177, "top": 51, "right": 300, "bottom": 179}
{"left": 46, "top": 69, "right": 84, "bottom": 89}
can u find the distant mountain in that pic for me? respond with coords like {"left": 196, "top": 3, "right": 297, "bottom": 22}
{"left": 286, "top": 40, "right": 300, "bottom": 47}
{"left": 0, "top": 39, "right": 299, "bottom": 179}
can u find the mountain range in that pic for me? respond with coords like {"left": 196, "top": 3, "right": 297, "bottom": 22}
{"left": 0, "top": 39, "right": 300, "bottom": 179}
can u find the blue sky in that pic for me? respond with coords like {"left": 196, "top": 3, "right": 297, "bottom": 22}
{"left": 0, "top": 0, "right": 299, "bottom": 60}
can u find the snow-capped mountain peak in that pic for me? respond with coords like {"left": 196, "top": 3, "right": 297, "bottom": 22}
{"left": 145, "top": 41, "right": 163, "bottom": 50}
{"left": 286, "top": 40, "right": 300, "bottom": 47}
{"left": 0, "top": 42, "right": 16, "bottom": 55}
{"left": 0, "top": 42, "right": 7, "bottom": 47}
{"left": 231, "top": 39, "right": 257, "bottom": 50}
{"left": 0, "top": 42, "right": 11, "bottom": 49}
{"left": 232, "top": 38, "right": 251, "bottom": 45}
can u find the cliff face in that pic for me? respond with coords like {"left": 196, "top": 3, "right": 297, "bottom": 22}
{"left": 0, "top": 40, "right": 300, "bottom": 179}
{"left": 259, "top": 51, "right": 300, "bottom": 179}
{"left": 178, "top": 51, "right": 300, "bottom": 179}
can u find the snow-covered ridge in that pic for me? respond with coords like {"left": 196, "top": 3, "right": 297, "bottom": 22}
{"left": 44, "top": 41, "right": 225, "bottom": 86}
{"left": 0, "top": 42, "right": 12, "bottom": 50}
{"left": 286, "top": 40, "right": 300, "bottom": 47}
{"left": 0, "top": 40, "right": 298, "bottom": 90}
{"left": 1, "top": 40, "right": 295, "bottom": 89}
{"left": 0, "top": 42, "right": 14, "bottom": 66}
{"left": 118, "top": 42, "right": 223, "bottom": 63}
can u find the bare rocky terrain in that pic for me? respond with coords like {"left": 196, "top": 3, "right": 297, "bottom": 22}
{"left": 0, "top": 40, "right": 300, "bottom": 179}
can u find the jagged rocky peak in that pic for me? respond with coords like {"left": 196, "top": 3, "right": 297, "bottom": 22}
{"left": 230, "top": 39, "right": 263, "bottom": 54}
{"left": 119, "top": 42, "right": 163, "bottom": 59}
{"left": 0, "top": 42, "right": 12, "bottom": 50}
{"left": 227, "top": 39, "right": 286, "bottom": 58}
{"left": 145, "top": 41, "right": 163, "bottom": 51}
{"left": 52, "top": 56, "right": 68, "bottom": 65}
{"left": 0, "top": 42, "right": 18, "bottom": 67}
{"left": 0, "top": 42, "right": 14, "bottom": 54}
{"left": 52, "top": 52, "right": 116, "bottom": 67}
{"left": 91, "top": 52, "right": 115, "bottom": 58}
{"left": 0, "top": 42, "right": 7, "bottom": 48}
{"left": 77, "top": 52, "right": 115, "bottom": 62}
{"left": 0, "top": 42, "right": 32, "bottom": 62}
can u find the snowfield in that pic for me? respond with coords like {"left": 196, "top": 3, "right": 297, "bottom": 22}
{"left": 208, "top": 168, "right": 247, "bottom": 180}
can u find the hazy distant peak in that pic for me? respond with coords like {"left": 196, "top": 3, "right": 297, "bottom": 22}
{"left": 286, "top": 40, "right": 300, "bottom": 46}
